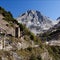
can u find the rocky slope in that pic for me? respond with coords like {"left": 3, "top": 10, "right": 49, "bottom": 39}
{"left": 0, "top": 14, "right": 53, "bottom": 60}
{"left": 0, "top": 14, "right": 15, "bottom": 36}
{"left": 0, "top": 7, "right": 60, "bottom": 60}
{"left": 17, "top": 10, "right": 54, "bottom": 34}
{"left": 39, "top": 20, "right": 60, "bottom": 46}
{"left": 48, "top": 21, "right": 60, "bottom": 40}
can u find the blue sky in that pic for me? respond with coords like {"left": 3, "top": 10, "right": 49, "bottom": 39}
{"left": 0, "top": 0, "right": 60, "bottom": 20}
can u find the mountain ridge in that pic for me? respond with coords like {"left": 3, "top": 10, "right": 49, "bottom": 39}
{"left": 17, "top": 10, "right": 54, "bottom": 35}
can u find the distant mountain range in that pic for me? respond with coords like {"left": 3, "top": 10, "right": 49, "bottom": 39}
{"left": 38, "top": 21, "right": 60, "bottom": 41}
{"left": 17, "top": 10, "right": 55, "bottom": 34}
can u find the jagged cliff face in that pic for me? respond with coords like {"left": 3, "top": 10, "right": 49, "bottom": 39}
{"left": 49, "top": 22, "right": 60, "bottom": 40}
{"left": 57, "top": 17, "right": 60, "bottom": 22}
{"left": 39, "top": 20, "right": 60, "bottom": 46}
{"left": 17, "top": 10, "right": 54, "bottom": 34}
{"left": 0, "top": 14, "right": 15, "bottom": 36}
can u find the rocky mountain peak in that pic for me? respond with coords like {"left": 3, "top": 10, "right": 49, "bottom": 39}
{"left": 17, "top": 10, "right": 54, "bottom": 34}
{"left": 56, "top": 17, "right": 60, "bottom": 23}
{"left": 57, "top": 17, "right": 60, "bottom": 20}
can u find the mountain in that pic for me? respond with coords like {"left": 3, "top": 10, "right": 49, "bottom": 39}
{"left": 0, "top": 7, "right": 60, "bottom": 60}
{"left": 47, "top": 21, "right": 60, "bottom": 32}
{"left": 57, "top": 17, "right": 60, "bottom": 21}
{"left": 49, "top": 21, "right": 60, "bottom": 40}
{"left": 17, "top": 10, "right": 54, "bottom": 35}
{"left": 39, "top": 20, "right": 60, "bottom": 42}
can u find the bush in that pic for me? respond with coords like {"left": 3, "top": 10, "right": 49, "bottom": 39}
{"left": 24, "top": 35, "right": 30, "bottom": 41}
{"left": 19, "top": 23, "right": 25, "bottom": 31}
{"left": 30, "top": 33, "right": 36, "bottom": 40}
{"left": 37, "top": 55, "right": 42, "bottom": 60}
{"left": 29, "top": 54, "right": 37, "bottom": 60}
{"left": 27, "top": 46, "right": 32, "bottom": 51}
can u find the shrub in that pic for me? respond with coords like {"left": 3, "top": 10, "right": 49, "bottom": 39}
{"left": 27, "top": 46, "right": 32, "bottom": 51}
{"left": 37, "top": 55, "right": 42, "bottom": 60}
{"left": 29, "top": 54, "right": 37, "bottom": 60}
